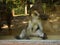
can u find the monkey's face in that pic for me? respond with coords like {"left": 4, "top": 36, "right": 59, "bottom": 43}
{"left": 31, "top": 14, "right": 39, "bottom": 19}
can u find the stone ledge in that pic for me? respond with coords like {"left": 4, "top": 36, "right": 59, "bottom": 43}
{"left": 0, "top": 40, "right": 60, "bottom": 45}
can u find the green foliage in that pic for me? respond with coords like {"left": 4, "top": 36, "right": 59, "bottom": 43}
{"left": 6, "top": 0, "right": 25, "bottom": 14}
{"left": 14, "top": 0, "right": 25, "bottom": 14}
{"left": 14, "top": 6, "right": 25, "bottom": 14}
{"left": 0, "top": 0, "right": 35, "bottom": 15}
{"left": 6, "top": 0, "right": 18, "bottom": 9}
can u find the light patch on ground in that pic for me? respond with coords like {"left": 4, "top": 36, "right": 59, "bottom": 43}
{"left": 1, "top": 24, "right": 13, "bottom": 29}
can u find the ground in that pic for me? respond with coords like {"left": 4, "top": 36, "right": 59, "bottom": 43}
{"left": 0, "top": 16, "right": 60, "bottom": 40}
